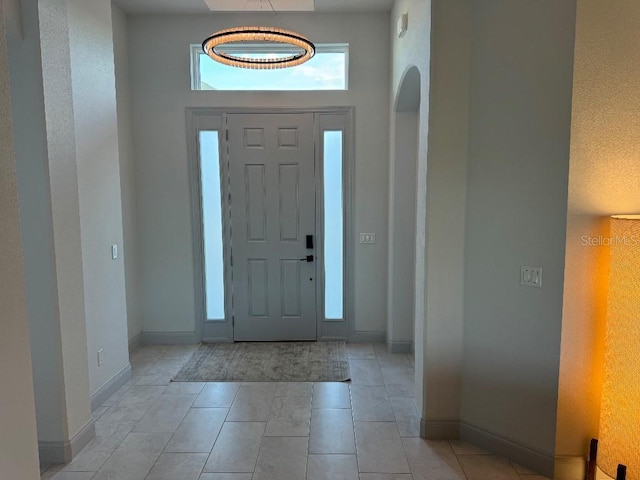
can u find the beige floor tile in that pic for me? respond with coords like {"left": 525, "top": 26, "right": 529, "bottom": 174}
{"left": 198, "top": 475, "right": 253, "bottom": 480}
{"left": 354, "top": 422, "right": 410, "bottom": 474}
{"left": 130, "top": 356, "right": 159, "bottom": 376}
{"left": 390, "top": 398, "right": 420, "bottom": 437}
{"left": 92, "top": 432, "right": 172, "bottom": 480}
{"left": 130, "top": 374, "right": 172, "bottom": 386}
{"left": 145, "top": 452, "right": 208, "bottom": 480}
{"left": 165, "top": 407, "right": 228, "bottom": 453}
{"left": 510, "top": 462, "right": 541, "bottom": 475}
{"left": 347, "top": 343, "right": 376, "bottom": 359}
{"left": 41, "top": 472, "right": 96, "bottom": 480}
{"left": 309, "top": 408, "right": 356, "bottom": 454}
{"left": 116, "top": 385, "right": 167, "bottom": 408}
{"left": 448, "top": 440, "right": 490, "bottom": 455}
{"left": 519, "top": 476, "right": 552, "bottom": 480}
{"left": 92, "top": 406, "right": 109, "bottom": 421}
{"left": 349, "top": 360, "right": 385, "bottom": 385}
{"left": 307, "top": 454, "right": 359, "bottom": 480}
{"left": 457, "top": 454, "right": 521, "bottom": 480}
{"left": 351, "top": 386, "right": 395, "bottom": 421}
{"left": 275, "top": 382, "right": 313, "bottom": 397}
{"left": 193, "top": 382, "right": 241, "bottom": 408}
{"left": 359, "top": 475, "right": 414, "bottom": 480}
{"left": 145, "top": 358, "right": 188, "bottom": 376}
{"left": 164, "top": 381, "right": 206, "bottom": 395}
{"left": 401, "top": 438, "right": 465, "bottom": 480}
{"left": 264, "top": 395, "right": 311, "bottom": 436}
{"left": 379, "top": 366, "right": 414, "bottom": 386}
{"left": 90, "top": 418, "right": 138, "bottom": 450}
{"left": 133, "top": 393, "right": 196, "bottom": 433}
{"left": 226, "top": 383, "right": 276, "bottom": 421}
{"left": 312, "top": 382, "right": 351, "bottom": 409}
{"left": 386, "top": 384, "right": 415, "bottom": 399}
{"left": 162, "top": 344, "right": 199, "bottom": 360}
{"left": 203, "top": 422, "right": 265, "bottom": 473}
{"left": 253, "top": 436, "right": 308, "bottom": 480}
{"left": 61, "top": 443, "right": 112, "bottom": 472}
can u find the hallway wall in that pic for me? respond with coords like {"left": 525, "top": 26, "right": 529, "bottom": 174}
{"left": 0, "top": 1, "right": 41, "bottom": 476}
{"left": 461, "top": 0, "right": 576, "bottom": 475}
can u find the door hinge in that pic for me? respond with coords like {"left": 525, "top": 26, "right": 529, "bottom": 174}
{"left": 225, "top": 130, "right": 229, "bottom": 141}
{"left": 228, "top": 192, "right": 231, "bottom": 205}
{"left": 232, "top": 316, "right": 235, "bottom": 326}
{"left": 230, "top": 254, "right": 233, "bottom": 267}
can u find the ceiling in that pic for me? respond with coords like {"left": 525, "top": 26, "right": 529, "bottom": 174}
{"left": 113, "top": 0, "right": 395, "bottom": 14}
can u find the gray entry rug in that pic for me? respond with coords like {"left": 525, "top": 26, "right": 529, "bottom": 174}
{"left": 172, "top": 341, "right": 351, "bottom": 382}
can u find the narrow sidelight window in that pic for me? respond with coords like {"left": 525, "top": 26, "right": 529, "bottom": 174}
{"left": 200, "top": 131, "right": 225, "bottom": 321}
{"left": 323, "top": 131, "right": 344, "bottom": 320}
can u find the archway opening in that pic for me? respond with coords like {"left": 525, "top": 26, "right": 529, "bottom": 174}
{"left": 388, "top": 65, "right": 421, "bottom": 358}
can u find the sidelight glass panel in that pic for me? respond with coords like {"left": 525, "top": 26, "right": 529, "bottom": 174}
{"left": 200, "top": 131, "right": 225, "bottom": 321}
{"left": 323, "top": 131, "right": 344, "bottom": 320}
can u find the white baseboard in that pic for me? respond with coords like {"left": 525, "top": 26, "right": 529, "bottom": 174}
{"left": 387, "top": 340, "right": 412, "bottom": 353}
{"left": 459, "top": 421, "right": 555, "bottom": 478}
{"left": 90, "top": 363, "right": 132, "bottom": 412}
{"left": 128, "top": 333, "right": 142, "bottom": 354}
{"left": 554, "top": 455, "right": 587, "bottom": 480}
{"left": 38, "top": 417, "right": 95, "bottom": 464}
{"left": 141, "top": 331, "right": 200, "bottom": 345}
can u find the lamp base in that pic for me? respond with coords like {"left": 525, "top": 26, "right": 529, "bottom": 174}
{"left": 586, "top": 438, "right": 627, "bottom": 480}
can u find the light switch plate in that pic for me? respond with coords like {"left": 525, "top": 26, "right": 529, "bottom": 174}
{"left": 521, "top": 267, "right": 542, "bottom": 288}
{"left": 111, "top": 244, "right": 118, "bottom": 260}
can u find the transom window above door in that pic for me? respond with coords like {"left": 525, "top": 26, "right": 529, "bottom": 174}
{"left": 190, "top": 43, "right": 349, "bottom": 91}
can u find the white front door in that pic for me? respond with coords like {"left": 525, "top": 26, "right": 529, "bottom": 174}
{"left": 227, "top": 113, "right": 317, "bottom": 341}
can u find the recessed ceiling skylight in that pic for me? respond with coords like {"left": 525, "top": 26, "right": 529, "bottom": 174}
{"left": 204, "top": 0, "right": 314, "bottom": 11}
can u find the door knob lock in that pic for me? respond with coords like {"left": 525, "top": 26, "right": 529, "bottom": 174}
{"left": 300, "top": 255, "right": 314, "bottom": 262}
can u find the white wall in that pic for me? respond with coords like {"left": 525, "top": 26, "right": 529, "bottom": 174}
{"left": 0, "top": 2, "right": 41, "bottom": 477}
{"left": 389, "top": 0, "right": 431, "bottom": 415}
{"left": 112, "top": 2, "right": 141, "bottom": 345}
{"left": 67, "top": 0, "right": 130, "bottom": 396}
{"left": 421, "top": 0, "right": 470, "bottom": 431}
{"left": 557, "top": 0, "right": 640, "bottom": 475}
{"left": 38, "top": 0, "right": 94, "bottom": 442}
{"left": 7, "top": 0, "right": 69, "bottom": 445}
{"left": 127, "top": 12, "right": 390, "bottom": 337}
{"left": 461, "top": 0, "right": 576, "bottom": 472}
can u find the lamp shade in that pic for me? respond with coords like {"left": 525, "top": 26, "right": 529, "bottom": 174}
{"left": 599, "top": 215, "right": 640, "bottom": 480}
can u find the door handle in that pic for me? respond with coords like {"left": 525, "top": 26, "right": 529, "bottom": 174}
{"left": 300, "top": 255, "right": 314, "bottom": 262}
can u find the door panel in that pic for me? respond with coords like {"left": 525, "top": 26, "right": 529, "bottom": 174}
{"left": 228, "top": 113, "right": 316, "bottom": 341}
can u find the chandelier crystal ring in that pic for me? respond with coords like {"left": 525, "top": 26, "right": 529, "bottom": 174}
{"left": 202, "top": 26, "right": 316, "bottom": 69}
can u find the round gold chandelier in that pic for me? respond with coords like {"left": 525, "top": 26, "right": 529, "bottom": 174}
{"left": 202, "top": 26, "right": 316, "bottom": 70}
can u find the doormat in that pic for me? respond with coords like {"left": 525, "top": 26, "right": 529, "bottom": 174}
{"left": 172, "top": 341, "right": 350, "bottom": 382}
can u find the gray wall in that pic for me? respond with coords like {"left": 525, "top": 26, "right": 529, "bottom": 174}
{"left": 127, "top": 12, "right": 390, "bottom": 338}
{"left": 461, "top": 0, "right": 576, "bottom": 468}
{"left": 0, "top": 1, "right": 41, "bottom": 476}
{"left": 112, "top": 3, "right": 141, "bottom": 345}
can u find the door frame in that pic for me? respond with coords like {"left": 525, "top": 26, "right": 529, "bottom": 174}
{"left": 186, "top": 107, "right": 355, "bottom": 343}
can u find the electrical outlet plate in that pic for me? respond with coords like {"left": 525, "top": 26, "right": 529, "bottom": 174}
{"left": 360, "top": 233, "right": 376, "bottom": 244}
{"left": 111, "top": 244, "right": 118, "bottom": 260}
{"left": 521, "top": 267, "right": 542, "bottom": 288}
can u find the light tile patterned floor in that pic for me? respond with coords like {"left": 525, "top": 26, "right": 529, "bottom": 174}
{"left": 40, "top": 343, "right": 550, "bottom": 480}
